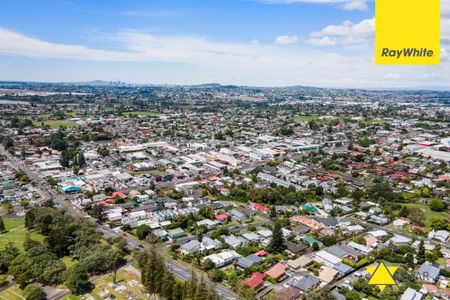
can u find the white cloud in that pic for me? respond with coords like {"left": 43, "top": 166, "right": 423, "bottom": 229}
{"left": 341, "top": 0, "right": 368, "bottom": 11}
{"left": 274, "top": 35, "right": 300, "bottom": 45}
{"left": 305, "top": 36, "right": 336, "bottom": 46}
{"left": 383, "top": 73, "right": 402, "bottom": 79}
{"left": 442, "top": 17, "right": 450, "bottom": 43}
{"left": 0, "top": 27, "right": 449, "bottom": 88}
{"left": 442, "top": 48, "right": 449, "bottom": 61}
{"left": 256, "top": 0, "right": 363, "bottom": 4}
{"left": 253, "top": 0, "right": 370, "bottom": 10}
{"left": 442, "top": 1, "right": 450, "bottom": 17}
{"left": 306, "top": 18, "right": 374, "bottom": 45}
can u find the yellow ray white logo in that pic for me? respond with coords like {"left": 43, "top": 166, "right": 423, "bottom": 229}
{"left": 367, "top": 262, "right": 398, "bottom": 292}
{"left": 375, "top": 0, "right": 440, "bottom": 65}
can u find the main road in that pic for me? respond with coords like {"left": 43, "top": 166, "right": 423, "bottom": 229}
{"left": 0, "top": 146, "right": 238, "bottom": 300}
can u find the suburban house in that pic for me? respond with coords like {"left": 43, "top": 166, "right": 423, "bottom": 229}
{"left": 416, "top": 263, "right": 440, "bottom": 283}
{"left": 265, "top": 263, "right": 288, "bottom": 281}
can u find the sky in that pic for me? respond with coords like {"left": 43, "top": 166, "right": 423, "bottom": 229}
{"left": 0, "top": 0, "right": 449, "bottom": 88}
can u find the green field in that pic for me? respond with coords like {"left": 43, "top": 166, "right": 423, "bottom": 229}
{"left": 122, "top": 111, "right": 159, "bottom": 117}
{"left": 33, "top": 119, "right": 78, "bottom": 128}
{"left": 361, "top": 118, "right": 388, "bottom": 125}
{"left": 64, "top": 112, "right": 79, "bottom": 117}
{"left": 293, "top": 115, "right": 319, "bottom": 122}
{"left": 403, "top": 203, "right": 448, "bottom": 228}
{"left": 0, "top": 218, "right": 45, "bottom": 251}
{"left": 0, "top": 285, "right": 25, "bottom": 300}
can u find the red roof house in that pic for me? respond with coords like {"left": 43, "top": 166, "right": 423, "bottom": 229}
{"left": 215, "top": 213, "right": 229, "bottom": 221}
{"left": 112, "top": 191, "right": 128, "bottom": 199}
{"left": 265, "top": 263, "right": 288, "bottom": 281}
{"left": 253, "top": 203, "right": 270, "bottom": 213}
{"left": 244, "top": 272, "right": 265, "bottom": 290}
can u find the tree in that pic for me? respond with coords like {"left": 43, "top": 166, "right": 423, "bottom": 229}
{"left": 97, "top": 146, "right": 109, "bottom": 157}
{"left": 65, "top": 264, "right": 91, "bottom": 294}
{"left": 23, "top": 283, "right": 44, "bottom": 300}
{"left": 267, "top": 219, "right": 285, "bottom": 253}
{"left": 0, "top": 217, "right": 5, "bottom": 234}
{"left": 430, "top": 218, "right": 448, "bottom": 230}
{"left": 352, "top": 236, "right": 367, "bottom": 246}
{"left": 209, "top": 269, "right": 224, "bottom": 282}
{"left": 172, "top": 281, "right": 183, "bottom": 300}
{"left": 199, "top": 206, "right": 214, "bottom": 219}
{"left": 60, "top": 150, "right": 70, "bottom": 168}
{"left": 417, "top": 240, "right": 426, "bottom": 265}
{"left": 345, "top": 290, "right": 363, "bottom": 300}
{"left": 90, "top": 204, "right": 105, "bottom": 221}
{"left": 358, "top": 137, "right": 372, "bottom": 148}
{"left": 430, "top": 198, "right": 447, "bottom": 212}
{"left": 136, "top": 224, "right": 151, "bottom": 240}
{"left": 50, "top": 130, "right": 67, "bottom": 151}
{"left": 398, "top": 206, "right": 409, "bottom": 218}
{"left": 420, "top": 187, "right": 430, "bottom": 197}
{"left": 161, "top": 271, "right": 175, "bottom": 300}
{"left": 270, "top": 206, "right": 277, "bottom": 219}
{"left": 203, "top": 259, "right": 215, "bottom": 271}
{"left": 0, "top": 242, "right": 19, "bottom": 274}
{"left": 78, "top": 152, "right": 86, "bottom": 166}
{"left": 312, "top": 242, "right": 320, "bottom": 251}
{"left": 408, "top": 208, "right": 425, "bottom": 226}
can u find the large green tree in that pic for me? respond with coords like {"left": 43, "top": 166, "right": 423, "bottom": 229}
{"left": 23, "top": 283, "right": 44, "bottom": 300}
{"left": 267, "top": 219, "right": 286, "bottom": 253}
{"left": 65, "top": 264, "right": 91, "bottom": 295}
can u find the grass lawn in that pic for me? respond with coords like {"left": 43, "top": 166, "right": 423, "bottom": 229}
{"left": 0, "top": 218, "right": 45, "bottom": 251}
{"left": 60, "top": 296, "right": 78, "bottom": 300}
{"left": 33, "top": 119, "right": 78, "bottom": 128}
{"left": 0, "top": 285, "right": 25, "bottom": 300}
{"left": 122, "top": 111, "right": 159, "bottom": 117}
{"left": 293, "top": 115, "right": 319, "bottom": 122}
{"left": 403, "top": 203, "right": 448, "bottom": 228}
{"left": 62, "top": 256, "right": 77, "bottom": 268}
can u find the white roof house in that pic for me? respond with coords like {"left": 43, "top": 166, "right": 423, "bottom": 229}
{"left": 203, "top": 250, "right": 241, "bottom": 267}
{"left": 315, "top": 250, "right": 342, "bottom": 266}
{"left": 367, "top": 230, "right": 389, "bottom": 238}
{"left": 400, "top": 288, "right": 423, "bottom": 300}
{"left": 347, "top": 241, "right": 371, "bottom": 254}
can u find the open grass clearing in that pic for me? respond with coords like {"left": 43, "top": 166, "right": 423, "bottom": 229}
{"left": 402, "top": 202, "right": 448, "bottom": 228}
{"left": 0, "top": 218, "right": 45, "bottom": 251}
{"left": 122, "top": 111, "right": 159, "bottom": 117}
{"left": 33, "top": 119, "right": 78, "bottom": 128}
{"left": 292, "top": 115, "right": 320, "bottom": 122}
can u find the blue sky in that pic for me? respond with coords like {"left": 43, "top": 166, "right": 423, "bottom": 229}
{"left": 0, "top": 0, "right": 449, "bottom": 88}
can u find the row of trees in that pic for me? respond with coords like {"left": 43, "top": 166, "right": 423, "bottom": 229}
{"left": 137, "top": 250, "right": 220, "bottom": 300}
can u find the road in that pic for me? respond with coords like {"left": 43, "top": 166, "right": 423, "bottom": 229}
{"left": 0, "top": 147, "right": 238, "bottom": 300}
{"left": 0, "top": 145, "right": 55, "bottom": 201}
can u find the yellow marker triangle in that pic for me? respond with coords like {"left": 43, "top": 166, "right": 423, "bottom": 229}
{"left": 367, "top": 262, "right": 398, "bottom": 292}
